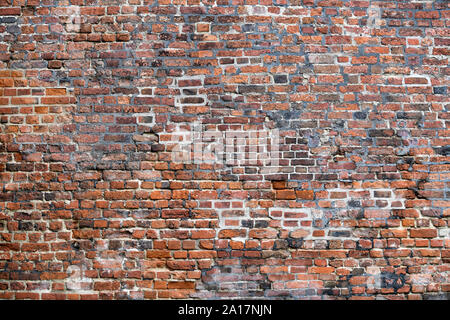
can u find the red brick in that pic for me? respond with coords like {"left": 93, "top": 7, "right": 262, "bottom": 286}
{"left": 410, "top": 229, "right": 438, "bottom": 238}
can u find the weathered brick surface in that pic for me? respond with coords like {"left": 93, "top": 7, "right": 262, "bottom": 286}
{"left": 0, "top": 0, "right": 449, "bottom": 300}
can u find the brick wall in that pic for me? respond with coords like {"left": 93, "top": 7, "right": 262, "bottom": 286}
{"left": 0, "top": 0, "right": 448, "bottom": 300}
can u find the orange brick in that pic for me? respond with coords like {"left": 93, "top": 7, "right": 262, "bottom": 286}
{"left": 46, "top": 88, "right": 67, "bottom": 96}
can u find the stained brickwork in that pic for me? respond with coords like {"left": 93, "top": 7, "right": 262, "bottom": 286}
{"left": 0, "top": 0, "right": 449, "bottom": 300}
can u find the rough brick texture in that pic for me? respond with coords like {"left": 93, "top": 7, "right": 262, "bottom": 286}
{"left": 0, "top": 0, "right": 449, "bottom": 300}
